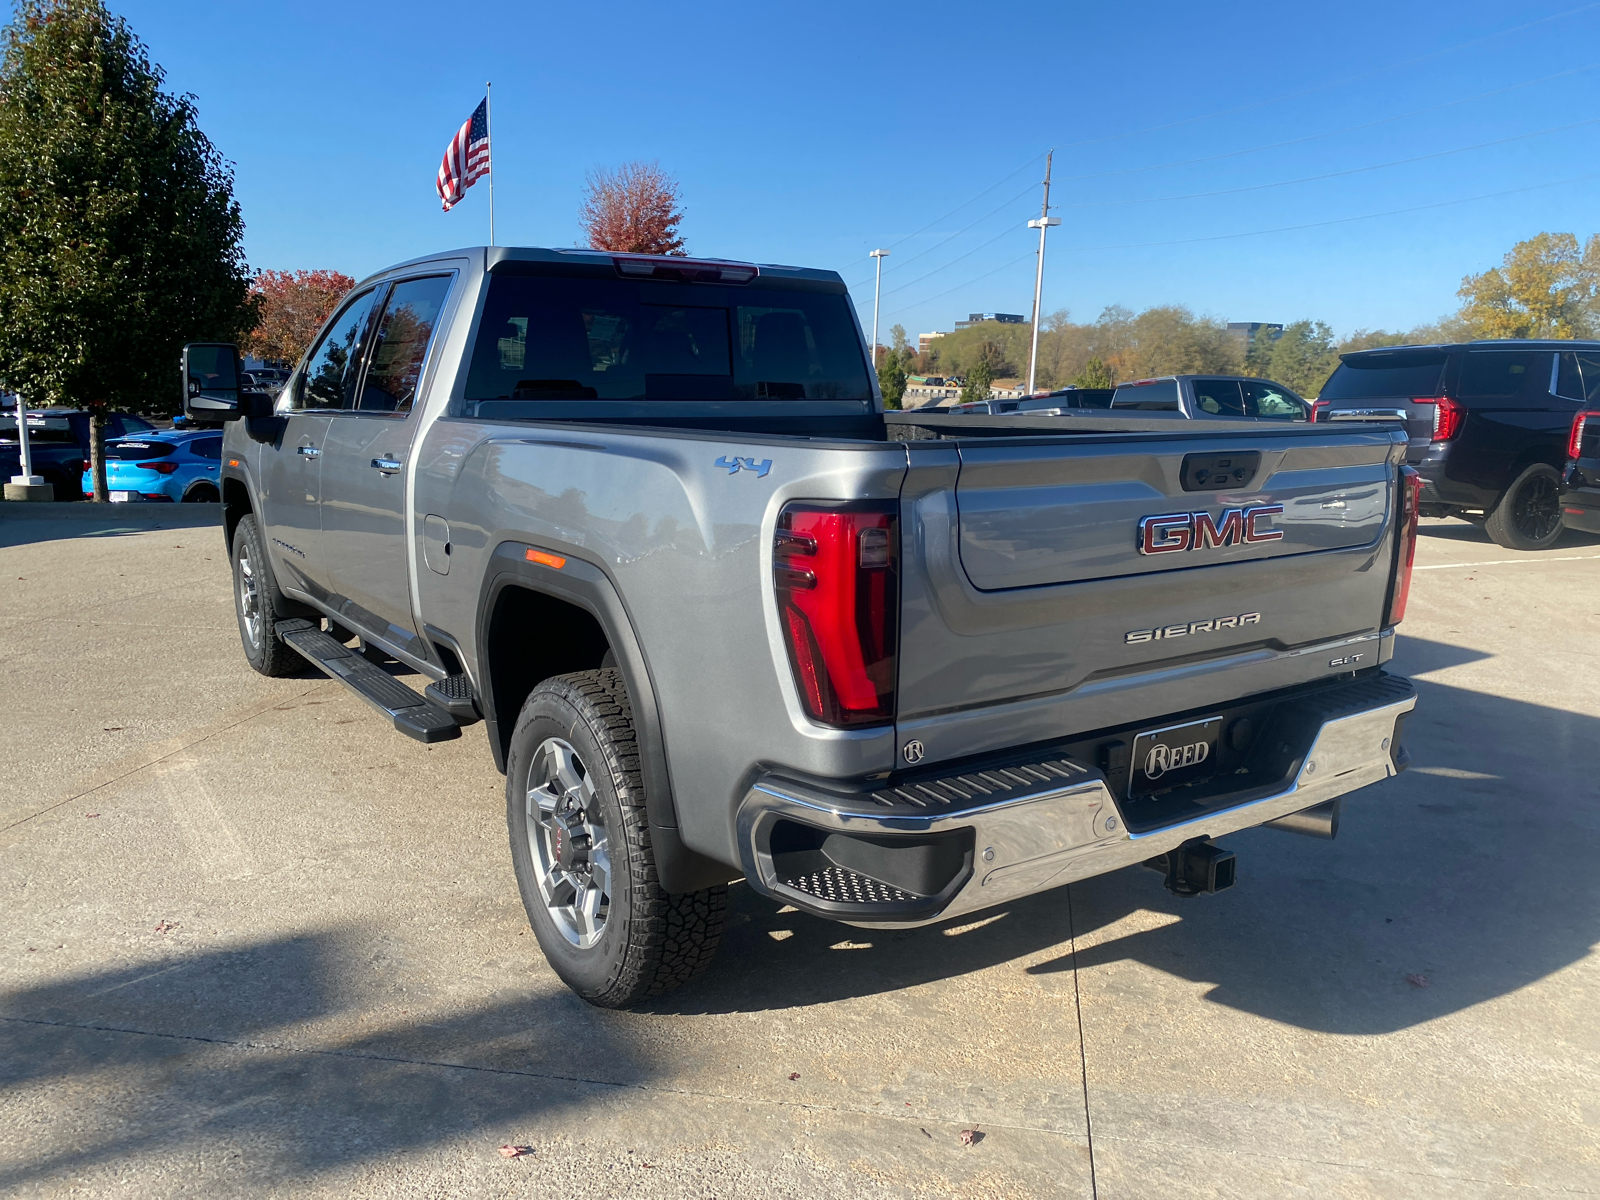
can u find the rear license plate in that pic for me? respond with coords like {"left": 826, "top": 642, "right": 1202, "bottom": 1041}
{"left": 1130, "top": 716, "right": 1224, "bottom": 797}
{"left": 109, "top": 490, "right": 133, "bottom": 503}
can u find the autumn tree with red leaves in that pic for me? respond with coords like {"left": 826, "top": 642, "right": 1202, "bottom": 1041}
{"left": 579, "top": 161, "right": 686, "bottom": 256}
{"left": 245, "top": 269, "right": 355, "bottom": 364}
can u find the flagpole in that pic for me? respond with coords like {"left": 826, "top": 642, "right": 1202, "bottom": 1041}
{"left": 485, "top": 81, "right": 494, "bottom": 246}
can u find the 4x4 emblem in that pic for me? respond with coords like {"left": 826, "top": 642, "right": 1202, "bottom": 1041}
{"left": 1138, "top": 504, "right": 1284, "bottom": 554}
{"left": 715, "top": 455, "right": 772, "bottom": 477}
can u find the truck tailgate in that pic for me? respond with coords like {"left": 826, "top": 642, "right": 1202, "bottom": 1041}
{"left": 895, "top": 425, "right": 1406, "bottom": 766}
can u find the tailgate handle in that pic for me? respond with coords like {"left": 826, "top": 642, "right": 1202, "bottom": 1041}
{"left": 1181, "top": 451, "right": 1260, "bottom": 492}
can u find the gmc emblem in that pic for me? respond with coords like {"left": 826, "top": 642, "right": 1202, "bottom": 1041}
{"left": 1137, "top": 504, "right": 1285, "bottom": 555}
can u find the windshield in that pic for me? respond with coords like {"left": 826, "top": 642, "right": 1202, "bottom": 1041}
{"left": 460, "top": 274, "right": 871, "bottom": 409}
{"left": 1320, "top": 353, "right": 1447, "bottom": 401}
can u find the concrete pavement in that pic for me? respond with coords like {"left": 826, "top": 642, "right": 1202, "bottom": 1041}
{"left": 2, "top": 505, "right": 1597, "bottom": 1197}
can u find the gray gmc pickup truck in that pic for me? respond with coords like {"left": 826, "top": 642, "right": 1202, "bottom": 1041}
{"left": 184, "top": 246, "right": 1420, "bottom": 1008}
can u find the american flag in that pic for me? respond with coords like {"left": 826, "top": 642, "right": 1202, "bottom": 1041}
{"left": 437, "top": 99, "right": 490, "bottom": 211}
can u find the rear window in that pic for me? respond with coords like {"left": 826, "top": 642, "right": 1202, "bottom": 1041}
{"left": 106, "top": 440, "right": 176, "bottom": 460}
{"left": 460, "top": 274, "right": 871, "bottom": 409}
{"left": 1320, "top": 353, "right": 1446, "bottom": 401}
{"left": 1111, "top": 379, "right": 1180, "bottom": 410}
{"left": 4, "top": 417, "right": 76, "bottom": 444}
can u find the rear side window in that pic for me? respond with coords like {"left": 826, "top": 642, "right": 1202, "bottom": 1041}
{"left": 1192, "top": 379, "right": 1245, "bottom": 416}
{"left": 461, "top": 274, "right": 871, "bottom": 406}
{"left": 1111, "top": 379, "right": 1180, "bottom": 410}
{"left": 106, "top": 440, "right": 175, "bottom": 460}
{"left": 1459, "top": 351, "right": 1552, "bottom": 401}
{"left": 1575, "top": 353, "right": 1600, "bottom": 403}
{"left": 1319, "top": 354, "right": 1446, "bottom": 401}
{"left": 190, "top": 436, "right": 223, "bottom": 459}
{"left": 360, "top": 275, "right": 453, "bottom": 413}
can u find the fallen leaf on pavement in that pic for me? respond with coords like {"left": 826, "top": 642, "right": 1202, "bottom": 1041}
{"left": 497, "top": 1145, "right": 533, "bottom": 1159}
{"left": 1406, "top": 973, "right": 1430, "bottom": 988}
{"left": 960, "top": 1129, "right": 984, "bottom": 1147}
{"left": 103, "top": 727, "right": 123, "bottom": 732}
{"left": 920, "top": 1128, "right": 932, "bottom": 1139}
{"left": 788, "top": 1072, "right": 800, "bottom": 1081}
{"left": 153, "top": 921, "right": 177, "bottom": 933}
{"left": 85, "top": 813, "right": 99, "bottom": 818}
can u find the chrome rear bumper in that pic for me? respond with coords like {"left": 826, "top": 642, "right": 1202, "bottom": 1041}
{"left": 736, "top": 673, "right": 1415, "bottom": 928}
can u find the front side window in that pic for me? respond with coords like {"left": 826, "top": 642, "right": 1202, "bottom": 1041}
{"left": 359, "top": 275, "right": 454, "bottom": 413}
{"left": 462, "top": 274, "right": 871, "bottom": 406}
{"left": 296, "top": 289, "right": 377, "bottom": 410}
{"left": 1242, "top": 380, "right": 1306, "bottom": 420}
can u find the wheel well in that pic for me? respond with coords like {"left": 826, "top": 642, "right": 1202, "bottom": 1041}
{"left": 484, "top": 584, "right": 611, "bottom": 763}
{"left": 222, "top": 478, "right": 251, "bottom": 549}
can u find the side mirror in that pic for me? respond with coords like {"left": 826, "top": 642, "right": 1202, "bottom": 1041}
{"left": 182, "top": 343, "right": 243, "bottom": 420}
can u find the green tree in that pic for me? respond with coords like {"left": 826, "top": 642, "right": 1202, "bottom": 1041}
{"left": 889, "top": 323, "right": 908, "bottom": 355}
{"left": 1072, "top": 356, "right": 1115, "bottom": 388}
{"left": 959, "top": 358, "right": 993, "bottom": 405}
{"left": 1455, "top": 232, "right": 1600, "bottom": 339}
{"left": 0, "top": 0, "right": 254, "bottom": 499}
{"left": 877, "top": 346, "right": 907, "bottom": 409}
{"left": 1247, "top": 319, "right": 1338, "bottom": 396}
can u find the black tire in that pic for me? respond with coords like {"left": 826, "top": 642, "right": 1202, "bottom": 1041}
{"left": 231, "top": 514, "right": 301, "bottom": 677}
{"left": 506, "top": 669, "right": 726, "bottom": 1008}
{"left": 184, "top": 482, "right": 219, "bottom": 502}
{"left": 1484, "top": 463, "right": 1564, "bottom": 550}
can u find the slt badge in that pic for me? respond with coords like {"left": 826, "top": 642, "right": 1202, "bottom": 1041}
{"left": 715, "top": 455, "right": 772, "bottom": 478}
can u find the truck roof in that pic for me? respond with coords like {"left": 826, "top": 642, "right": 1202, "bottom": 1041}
{"left": 1340, "top": 339, "right": 1600, "bottom": 358}
{"left": 359, "top": 246, "right": 845, "bottom": 289}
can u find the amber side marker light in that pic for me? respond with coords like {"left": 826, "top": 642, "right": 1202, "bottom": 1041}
{"left": 525, "top": 548, "right": 566, "bottom": 570}
{"left": 227, "top": 458, "right": 240, "bottom": 467}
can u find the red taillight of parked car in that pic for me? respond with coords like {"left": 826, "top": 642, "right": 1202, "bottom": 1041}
{"left": 1385, "top": 466, "right": 1424, "bottom": 627}
{"left": 1423, "top": 396, "right": 1463, "bottom": 441}
{"left": 1567, "top": 410, "right": 1600, "bottom": 460}
{"left": 137, "top": 461, "right": 179, "bottom": 474}
{"left": 1310, "top": 400, "right": 1331, "bottom": 423}
{"left": 774, "top": 502, "right": 897, "bottom": 726}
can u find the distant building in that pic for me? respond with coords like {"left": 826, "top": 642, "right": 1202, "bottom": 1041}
{"left": 918, "top": 331, "right": 946, "bottom": 354}
{"left": 954, "top": 312, "right": 1026, "bottom": 330}
{"left": 1228, "top": 322, "right": 1283, "bottom": 351}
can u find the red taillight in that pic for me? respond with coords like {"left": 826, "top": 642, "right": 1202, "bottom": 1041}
{"left": 1423, "top": 397, "right": 1463, "bottom": 441}
{"left": 1567, "top": 410, "right": 1600, "bottom": 460}
{"left": 774, "top": 503, "right": 897, "bottom": 726}
{"left": 1310, "top": 400, "right": 1331, "bottom": 423}
{"left": 137, "top": 460, "right": 178, "bottom": 474}
{"left": 1385, "top": 466, "right": 1423, "bottom": 627}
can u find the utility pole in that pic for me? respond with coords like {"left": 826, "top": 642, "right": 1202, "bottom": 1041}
{"left": 5, "top": 394, "right": 50, "bottom": 502}
{"left": 869, "top": 248, "right": 890, "bottom": 372}
{"left": 1025, "top": 151, "right": 1060, "bottom": 396}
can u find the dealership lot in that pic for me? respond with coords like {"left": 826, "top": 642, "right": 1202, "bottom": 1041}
{"left": 1, "top": 505, "right": 1597, "bottom": 1198}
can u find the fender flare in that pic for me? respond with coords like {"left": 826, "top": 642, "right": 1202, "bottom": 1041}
{"left": 476, "top": 541, "right": 735, "bottom": 893}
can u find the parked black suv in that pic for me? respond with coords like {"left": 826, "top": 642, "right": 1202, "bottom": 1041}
{"left": 1316, "top": 341, "right": 1596, "bottom": 550}
{"left": 1560, "top": 405, "right": 1600, "bottom": 535}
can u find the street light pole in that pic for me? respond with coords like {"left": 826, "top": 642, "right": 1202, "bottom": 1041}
{"left": 1026, "top": 151, "right": 1060, "bottom": 396}
{"left": 869, "top": 248, "right": 890, "bottom": 372}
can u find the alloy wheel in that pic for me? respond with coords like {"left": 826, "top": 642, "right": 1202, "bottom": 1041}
{"left": 1512, "top": 474, "right": 1560, "bottom": 542}
{"left": 237, "top": 544, "right": 263, "bottom": 649}
{"left": 525, "top": 736, "right": 612, "bottom": 949}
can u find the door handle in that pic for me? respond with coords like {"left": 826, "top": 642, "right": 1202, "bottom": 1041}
{"left": 297, "top": 445, "right": 320, "bottom": 457}
{"left": 372, "top": 456, "right": 402, "bottom": 473}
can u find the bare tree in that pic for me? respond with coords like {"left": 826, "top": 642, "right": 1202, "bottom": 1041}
{"left": 579, "top": 161, "right": 686, "bottom": 255}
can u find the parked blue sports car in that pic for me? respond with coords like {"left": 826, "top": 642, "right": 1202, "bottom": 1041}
{"left": 81, "top": 428, "right": 225, "bottom": 502}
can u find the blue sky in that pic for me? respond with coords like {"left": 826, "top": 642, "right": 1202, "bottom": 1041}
{"left": 115, "top": 0, "right": 1600, "bottom": 340}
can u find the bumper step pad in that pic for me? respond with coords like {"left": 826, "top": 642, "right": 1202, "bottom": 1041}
{"left": 277, "top": 620, "right": 461, "bottom": 743}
